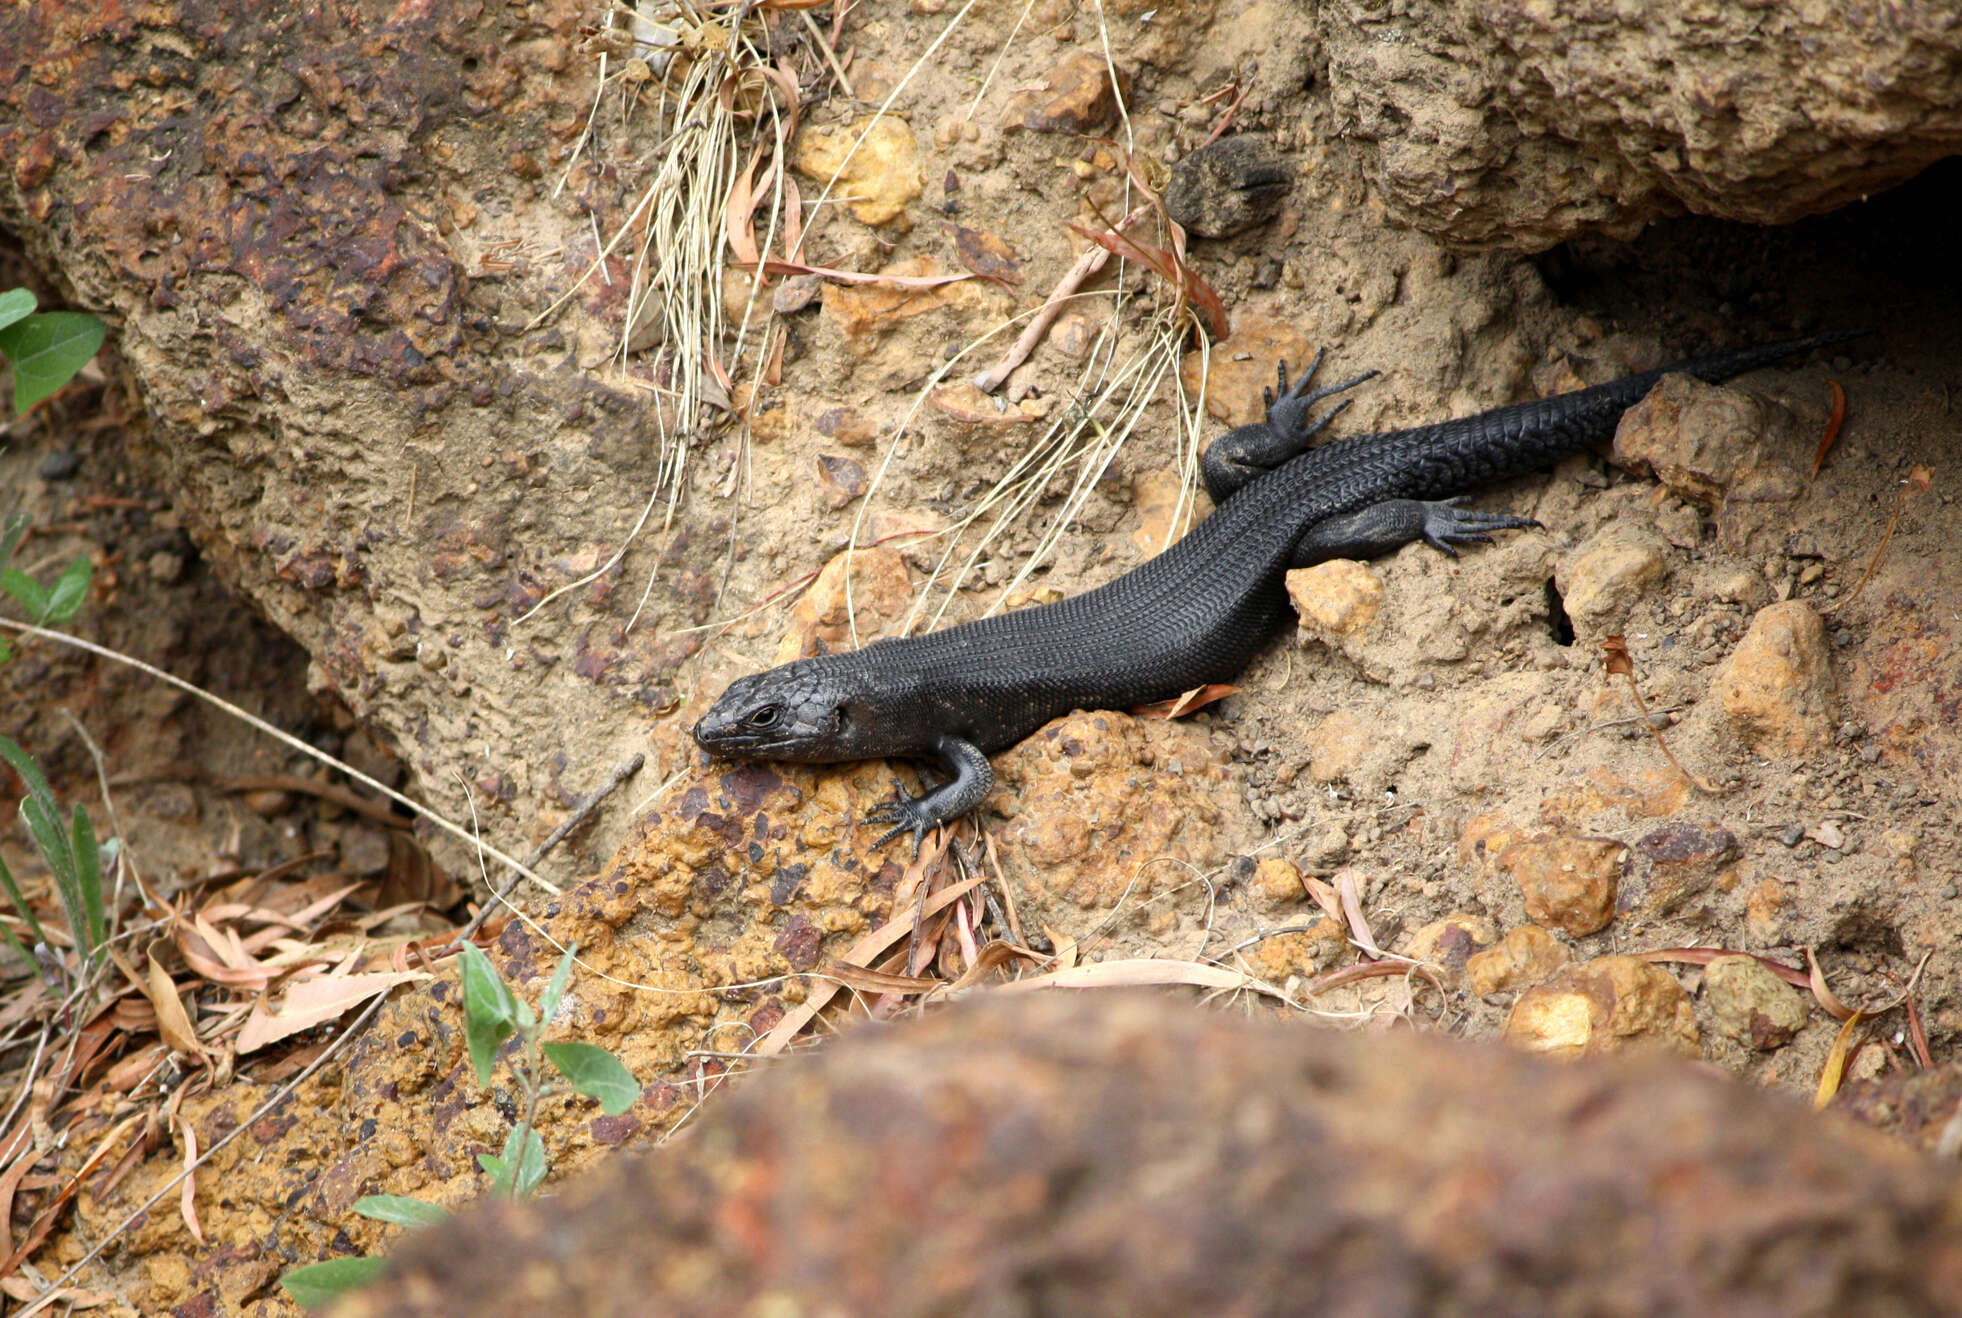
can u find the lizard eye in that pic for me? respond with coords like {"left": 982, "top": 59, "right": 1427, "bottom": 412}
{"left": 745, "top": 705, "right": 782, "bottom": 728}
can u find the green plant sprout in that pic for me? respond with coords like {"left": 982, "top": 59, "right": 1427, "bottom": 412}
{"left": 281, "top": 942, "right": 637, "bottom": 1310}
{"left": 0, "top": 287, "right": 106, "bottom": 416}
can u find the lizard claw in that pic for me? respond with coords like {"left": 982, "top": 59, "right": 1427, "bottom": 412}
{"left": 865, "top": 791, "right": 939, "bottom": 855}
{"left": 1418, "top": 497, "right": 1541, "bottom": 556}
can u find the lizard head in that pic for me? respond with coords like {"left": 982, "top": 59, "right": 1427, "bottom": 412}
{"left": 691, "top": 661, "right": 861, "bottom": 763}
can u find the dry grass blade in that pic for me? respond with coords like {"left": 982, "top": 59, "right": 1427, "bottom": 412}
{"left": 758, "top": 259, "right": 980, "bottom": 288}
{"left": 1637, "top": 947, "right": 1810, "bottom": 988}
{"left": 1813, "top": 1009, "right": 1866, "bottom": 1109}
{"left": 1808, "top": 379, "right": 1847, "bottom": 479}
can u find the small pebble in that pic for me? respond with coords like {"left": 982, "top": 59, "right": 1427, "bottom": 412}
{"left": 37, "top": 449, "right": 81, "bottom": 480}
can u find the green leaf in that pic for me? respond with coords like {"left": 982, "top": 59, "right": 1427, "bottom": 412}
{"left": 542, "top": 1042, "right": 639, "bottom": 1116}
{"left": 501, "top": 1125, "right": 547, "bottom": 1198}
{"left": 70, "top": 804, "right": 105, "bottom": 956}
{"left": 2, "top": 567, "right": 49, "bottom": 619}
{"left": 352, "top": 1194, "right": 450, "bottom": 1229}
{"left": 539, "top": 942, "right": 578, "bottom": 1023}
{"left": 0, "top": 311, "right": 106, "bottom": 414}
{"left": 476, "top": 1149, "right": 509, "bottom": 1195}
{"left": 457, "top": 943, "right": 517, "bottom": 1087}
{"left": 0, "top": 852, "right": 48, "bottom": 958}
{"left": 44, "top": 555, "right": 91, "bottom": 624}
{"left": 514, "top": 995, "right": 536, "bottom": 1034}
{"left": 0, "top": 636, "right": 11, "bottom": 663}
{"left": 281, "top": 1257, "right": 388, "bottom": 1310}
{"left": 0, "top": 290, "right": 33, "bottom": 334}
{"left": 19, "top": 795, "right": 79, "bottom": 928}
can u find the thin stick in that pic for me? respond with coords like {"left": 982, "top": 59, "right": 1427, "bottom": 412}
{"left": 0, "top": 621, "right": 555, "bottom": 895}
{"left": 456, "top": 751, "right": 646, "bottom": 944}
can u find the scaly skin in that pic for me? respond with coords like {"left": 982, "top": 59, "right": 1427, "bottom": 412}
{"left": 694, "top": 330, "right": 1863, "bottom": 849}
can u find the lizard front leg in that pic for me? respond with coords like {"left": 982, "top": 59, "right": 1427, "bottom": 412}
{"left": 1201, "top": 351, "right": 1379, "bottom": 503}
{"left": 865, "top": 733, "right": 994, "bottom": 853}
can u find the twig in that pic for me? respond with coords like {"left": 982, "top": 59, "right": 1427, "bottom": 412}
{"left": 0, "top": 621, "right": 554, "bottom": 895}
{"left": 455, "top": 752, "right": 646, "bottom": 945}
{"left": 972, "top": 206, "right": 1145, "bottom": 394}
{"left": 1600, "top": 635, "right": 1723, "bottom": 795}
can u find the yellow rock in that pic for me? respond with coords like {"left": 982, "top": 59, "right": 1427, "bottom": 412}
{"left": 794, "top": 115, "right": 921, "bottom": 227}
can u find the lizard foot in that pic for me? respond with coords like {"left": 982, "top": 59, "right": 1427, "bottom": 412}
{"left": 865, "top": 790, "right": 943, "bottom": 855}
{"left": 1419, "top": 497, "right": 1541, "bottom": 557}
{"left": 1267, "top": 350, "right": 1380, "bottom": 445}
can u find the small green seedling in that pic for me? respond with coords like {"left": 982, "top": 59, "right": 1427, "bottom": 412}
{"left": 0, "top": 288, "right": 106, "bottom": 415}
{"left": 281, "top": 941, "right": 637, "bottom": 1310}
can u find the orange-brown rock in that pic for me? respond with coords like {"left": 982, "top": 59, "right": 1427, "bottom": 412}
{"left": 1286, "top": 559, "right": 1384, "bottom": 636}
{"left": 335, "top": 994, "right": 1962, "bottom": 1318}
{"left": 1178, "top": 315, "right": 1321, "bottom": 426}
{"left": 1712, "top": 600, "right": 1836, "bottom": 755}
{"left": 989, "top": 711, "right": 1253, "bottom": 916}
{"left": 1399, "top": 912, "right": 1497, "bottom": 987}
{"left": 1701, "top": 954, "right": 1809, "bottom": 1051}
{"left": 1465, "top": 924, "right": 1572, "bottom": 997}
{"left": 792, "top": 114, "right": 922, "bottom": 227}
{"left": 1505, "top": 954, "right": 1700, "bottom": 1059}
{"left": 773, "top": 547, "right": 915, "bottom": 663}
{"left": 1498, "top": 833, "right": 1625, "bottom": 937}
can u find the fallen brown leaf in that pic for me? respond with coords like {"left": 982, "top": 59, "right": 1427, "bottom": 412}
{"left": 235, "top": 970, "right": 431, "bottom": 1055}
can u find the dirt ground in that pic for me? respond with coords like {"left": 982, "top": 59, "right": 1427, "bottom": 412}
{"left": 1, "top": 0, "right": 1959, "bottom": 1311}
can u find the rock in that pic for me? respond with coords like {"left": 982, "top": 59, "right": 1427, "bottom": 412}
{"left": 990, "top": 711, "right": 1253, "bottom": 915}
{"left": 1624, "top": 819, "right": 1740, "bottom": 919}
{"left": 792, "top": 115, "right": 922, "bottom": 227}
{"left": 1499, "top": 834, "right": 1625, "bottom": 937}
{"left": 1305, "top": 707, "right": 1374, "bottom": 785}
{"left": 1506, "top": 955, "right": 1701, "bottom": 1058}
{"left": 1247, "top": 856, "right": 1307, "bottom": 911}
{"left": 1002, "top": 50, "right": 1129, "bottom": 134}
{"left": 1466, "top": 924, "right": 1571, "bottom": 997}
{"left": 1612, "top": 374, "right": 1790, "bottom": 506}
{"left": 1286, "top": 559, "right": 1384, "bottom": 637}
{"left": 1554, "top": 523, "right": 1669, "bottom": 633}
{"left": 1128, "top": 467, "right": 1191, "bottom": 554}
{"left": 773, "top": 548, "right": 914, "bottom": 663}
{"left": 1835, "top": 1061, "right": 1962, "bottom": 1158}
{"left": 337, "top": 995, "right": 1962, "bottom": 1318}
{"left": 1317, "top": 0, "right": 1962, "bottom": 250}
{"left": 1163, "top": 135, "right": 1292, "bottom": 239}
{"left": 1712, "top": 601, "right": 1836, "bottom": 755}
{"left": 1399, "top": 912, "right": 1497, "bottom": 987}
{"left": 1701, "top": 954, "right": 1809, "bottom": 1051}
{"left": 1743, "top": 877, "right": 1795, "bottom": 945}
{"left": 1241, "top": 920, "right": 1346, "bottom": 980}
{"left": 821, "top": 258, "right": 968, "bottom": 340}
{"left": 814, "top": 453, "right": 867, "bottom": 509}
{"left": 814, "top": 405, "right": 880, "bottom": 447}
{"left": 37, "top": 448, "right": 81, "bottom": 480}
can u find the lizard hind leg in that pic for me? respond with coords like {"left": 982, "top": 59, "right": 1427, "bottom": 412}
{"left": 1201, "top": 356, "right": 1380, "bottom": 503}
